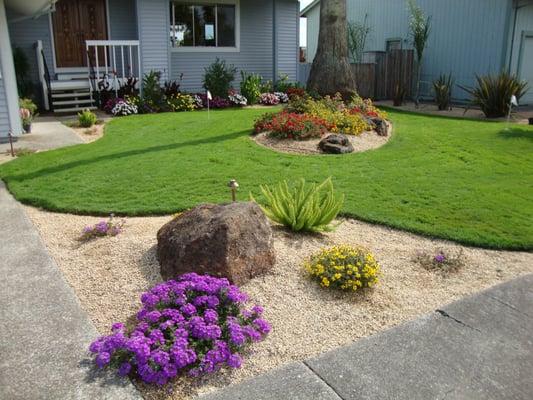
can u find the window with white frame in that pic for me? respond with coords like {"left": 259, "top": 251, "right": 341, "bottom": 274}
{"left": 170, "top": 2, "right": 238, "bottom": 48}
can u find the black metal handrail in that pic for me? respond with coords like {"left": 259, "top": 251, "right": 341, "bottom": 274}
{"left": 38, "top": 47, "right": 53, "bottom": 111}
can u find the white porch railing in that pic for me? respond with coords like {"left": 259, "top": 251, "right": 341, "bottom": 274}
{"left": 85, "top": 40, "right": 141, "bottom": 99}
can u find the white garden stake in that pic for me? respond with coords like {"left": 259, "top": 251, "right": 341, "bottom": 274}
{"left": 207, "top": 89, "right": 212, "bottom": 120}
{"left": 506, "top": 94, "right": 518, "bottom": 130}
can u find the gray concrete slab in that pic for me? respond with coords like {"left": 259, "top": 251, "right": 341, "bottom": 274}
{"left": 0, "top": 181, "right": 141, "bottom": 400}
{"left": 198, "top": 362, "right": 342, "bottom": 400}
{"left": 0, "top": 119, "right": 83, "bottom": 164}
{"left": 306, "top": 276, "right": 533, "bottom": 400}
{"left": 479, "top": 274, "right": 533, "bottom": 318}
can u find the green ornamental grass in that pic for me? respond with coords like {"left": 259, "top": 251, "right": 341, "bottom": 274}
{"left": 252, "top": 178, "right": 344, "bottom": 232}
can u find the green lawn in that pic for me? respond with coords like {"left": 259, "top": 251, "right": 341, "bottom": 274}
{"left": 1, "top": 108, "right": 532, "bottom": 250}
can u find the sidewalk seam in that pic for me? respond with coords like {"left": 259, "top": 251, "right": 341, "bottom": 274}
{"left": 302, "top": 361, "right": 345, "bottom": 400}
{"left": 482, "top": 293, "right": 533, "bottom": 319}
{"left": 435, "top": 309, "right": 482, "bottom": 332}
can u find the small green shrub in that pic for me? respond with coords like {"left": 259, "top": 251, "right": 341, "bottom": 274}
{"left": 240, "top": 71, "right": 262, "bottom": 104}
{"left": 433, "top": 74, "right": 454, "bottom": 110}
{"left": 305, "top": 245, "right": 380, "bottom": 290}
{"left": 141, "top": 70, "right": 165, "bottom": 112}
{"left": 78, "top": 109, "right": 97, "bottom": 128}
{"left": 413, "top": 248, "right": 465, "bottom": 274}
{"left": 251, "top": 178, "right": 344, "bottom": 232}
{"left": 274, "top": 73, "right": 302, "bottom": 93}
{"left": 203, "top": 58, "right": 237, "bottom": 98}
{"left": 460, "top": 72, "right": 528, "bottom": 118}
{"left": 19, "top": 98, "right": 38, "bottom": 116}
{"left": 166, "top": 93, "right": 196, "bottom": 112}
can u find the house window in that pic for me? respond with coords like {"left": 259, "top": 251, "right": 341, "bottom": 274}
{"left": 386, "top": 39, "right": 402, "bottom": 52}
{"left": 170, "top": 2, "right": 237, "bottom": 49}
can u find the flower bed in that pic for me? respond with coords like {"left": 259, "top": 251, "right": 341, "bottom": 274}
{"left": 254, "top": 93, "right": 388, "bottom": 140}
{"left": 25, "top": 208, "right": 533, "bottom": 400}
{"left": 254, "top": 111, "right": 332, "bottom": 139}
{"left": 89, "top": 273, "right": 270, "bottom": 385}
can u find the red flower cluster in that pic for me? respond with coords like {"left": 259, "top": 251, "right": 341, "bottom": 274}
{"left": 348, "top": 106, "right": 379, "bottom": 118}
{"left": 286, "top": 87, "right": 306, "bottom": 99}
{"left": 254, "top": 111, "right": 332, "bottom": 140}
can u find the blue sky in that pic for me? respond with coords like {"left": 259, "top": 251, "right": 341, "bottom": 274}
{"left": 299, "top": 0, "right": 314, "bottom": 46}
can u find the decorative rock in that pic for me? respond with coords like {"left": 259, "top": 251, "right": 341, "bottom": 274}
{"left": 318, "top": 134, "right": 354, "bottom": 154}
{"left": 156, "top": 202, "right": 275, "bottom": 285}
{"left": 370, "top": 117, "right": 388, "bottom": 136}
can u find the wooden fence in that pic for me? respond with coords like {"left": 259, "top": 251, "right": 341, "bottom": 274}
{"left": 298, "top": 49, "right": 415, "bottom": 100}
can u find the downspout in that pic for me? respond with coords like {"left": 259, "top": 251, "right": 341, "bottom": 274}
{"left": 507, "top": 1, "right": 519, "bottom": 73}
{"left": 272, "top": 0, "right": 277, "bottom": 84}
{"left": 0, "top": 0, "right": 23, "bottom": 136}
{"left": 507, "top": 0, "right": 529, "bottom": 74}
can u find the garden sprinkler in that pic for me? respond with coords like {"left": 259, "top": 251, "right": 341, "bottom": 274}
{"left": 228, "top": 179, "right": 239, "bottom": 202}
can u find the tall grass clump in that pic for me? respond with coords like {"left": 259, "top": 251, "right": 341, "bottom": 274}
{"left": 460, "top": 72, "right": 528, "bottom": 118}
{"left": 251, "top": 178, "right": 344, "bottom": 232}
{"left": 433, "top": 74, "right": 454, "bottom": 110}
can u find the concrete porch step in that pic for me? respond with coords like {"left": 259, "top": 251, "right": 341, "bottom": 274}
{"left": 53, "top": 105, "right": 97, "bottom": 114}
{"left": 51, "top": 92, "right": 91, "bottom": 99}
{"left": 50, "top": 80, "right": 90, "bottom": 91}
{"left": 52, "top": 98, "right": 94, "bottom": 106}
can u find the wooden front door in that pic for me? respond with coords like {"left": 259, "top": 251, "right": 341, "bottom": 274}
{"left": 52, "top": 0, "right": 107, "bottom": 68}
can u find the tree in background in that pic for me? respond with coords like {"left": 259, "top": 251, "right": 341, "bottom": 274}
{"left": 347, "top": 14, "right": 371, "bottom": 64}
{"left": 408, "top": 0, "right": 431, "bottom": 106}
{"left": 307, "top": 0, "right": 356, "bottom": 98}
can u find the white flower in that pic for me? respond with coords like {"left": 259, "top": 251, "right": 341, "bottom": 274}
{"left": 273, "top": 92, "right": 289, "bottom": 103}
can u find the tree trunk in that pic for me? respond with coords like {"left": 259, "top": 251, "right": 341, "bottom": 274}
{"left": 307, "top": 0, "right": 356, "bottom": 98}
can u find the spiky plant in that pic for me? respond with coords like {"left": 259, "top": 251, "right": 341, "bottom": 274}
{"left": 433, "top": 74, "right": 454, "bottom": 110}
{"left": 408, "top": 0, "right": 431, "bottom": 106}
{"left": 459, "top": 72, "right": 528, "bottom": 118}
{"left": 251, "top": 178, "right": 344, "bottom": 232}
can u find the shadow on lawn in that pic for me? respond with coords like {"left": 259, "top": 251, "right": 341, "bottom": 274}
{"left": 497, "top": 128, "right": 533, "bottom": 141}
{"left": 2, "top": 129, "right": 248, "bottom": 183}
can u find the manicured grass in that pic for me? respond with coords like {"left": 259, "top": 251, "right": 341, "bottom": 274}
{"left": 1, "top": 108, "right": 532, "bottom": 250}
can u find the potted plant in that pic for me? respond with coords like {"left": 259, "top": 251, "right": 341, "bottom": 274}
{"left": 19, "top": 98, "right": 38, "bottom": 133}
{"left": 20, "top": 108, "right": 32, "bottom": 133}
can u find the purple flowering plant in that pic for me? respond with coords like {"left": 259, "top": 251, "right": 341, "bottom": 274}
{"left": 80, "top": 214, "right": 125, "bottom": 241}
{"left": 413, "top": 248, "right": 465, "bottom": 274}
{"left": 89, "top": 273, "right": 270, "bottom": 385}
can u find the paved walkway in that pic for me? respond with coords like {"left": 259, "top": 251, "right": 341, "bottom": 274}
{"left": 0, "top": 181, "right": 141, "bottom": 399}
{"left": 0, "top": 118, "right": 83, "bottom": 164}
{"left": 200, "top": 275, "right": 533, "bottom": 400}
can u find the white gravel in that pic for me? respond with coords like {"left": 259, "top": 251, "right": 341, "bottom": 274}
{"left": 252, "top": 126, "right": 391, "bottom": 155}
{"left": 24, "top": 206, "right": 533, "bottom": 399}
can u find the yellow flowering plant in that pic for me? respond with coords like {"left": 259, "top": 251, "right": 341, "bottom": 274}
{"left": 305, "top": 245, "right": 380, "bottom": 291}
{"left": 285, "top": 93, "right": 374, "bottom": 135}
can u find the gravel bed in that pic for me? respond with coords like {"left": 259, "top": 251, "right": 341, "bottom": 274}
{"left": 252, "top": 126, "right": 391, "bottom": 155}
{"left": 24, "top": 206, "right": 533, "bottom": 399}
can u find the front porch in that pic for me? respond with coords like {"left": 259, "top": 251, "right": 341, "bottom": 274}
{"left": 7, "top": 0, "right": 141, "bottom": 113}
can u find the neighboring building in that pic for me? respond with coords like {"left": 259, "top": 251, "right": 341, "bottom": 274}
{"left": 0, "top": 0, "right": 300, "bottom": 139}
{"left": 301, "top": 0, "right": 533, "bottom": 103}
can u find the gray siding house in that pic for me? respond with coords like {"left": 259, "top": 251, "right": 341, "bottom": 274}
{"left": 0, "top": 0, "right": 300, "bottom": 139}
{"left": 302, "top": 0, "right": 533, "bottom": 103}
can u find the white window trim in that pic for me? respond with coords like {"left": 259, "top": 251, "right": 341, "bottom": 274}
{"left": 170, "top": 0, "right": 240, "bottom": 53}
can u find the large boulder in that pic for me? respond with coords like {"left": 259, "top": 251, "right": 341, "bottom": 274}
{"left": 157, "top": 202, "right": 275, "bottom": 285}
{"left": 318, "top": 134, "right": 354, "bottom": 154}
{"left": 369, "top": 117, "right": 388, "bottom": 136}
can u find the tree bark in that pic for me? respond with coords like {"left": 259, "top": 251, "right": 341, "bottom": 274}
{"left": 307, "top": 0, "right": 356, "bottom": 98}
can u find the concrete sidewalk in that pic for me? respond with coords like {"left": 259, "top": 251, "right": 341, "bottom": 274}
{"left": 200, "top": 275, "right": 533, "bottom": 400}
{"left": 0, "top": 118, "right": 83, "bottom": 164}
{"left": 0, "top": 181, "right": 141, "bottom": 399}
